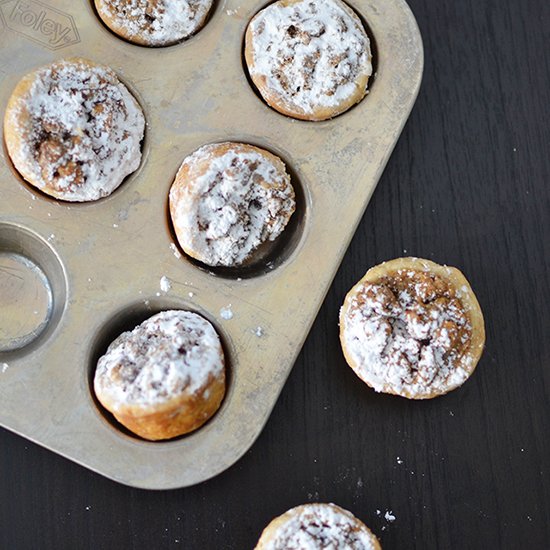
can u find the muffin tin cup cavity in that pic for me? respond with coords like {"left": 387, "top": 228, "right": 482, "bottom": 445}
{"left": 167, "top": 140, "right": 310, "bottom": 280}
{"left": 0, "top": 223, "right": 66, "bottom": 359}
{"left": 87, "top": 298, "right": 233, "bottom": 443}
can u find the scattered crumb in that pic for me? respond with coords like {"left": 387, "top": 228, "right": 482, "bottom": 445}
{"left": 357, "top": 477, "right": 363, "bottom": 488}
{"left": 513, "top": 147, "right": 517, "bottom": 152}
{"left": 113, "top": 223, "right": 119, "bottom": 228}
{"left": 47, "top": 212, "right": 51, "bottom": 216}
{"left": 376, "top": 510, "right": 381, "bottom": 516}
{"left": 87, "top": 277, "right": 92, "bottom": 282}
{"left": 85, "top": 505, "right": 91, "bottom": 511}
{"left": 384, "top": 510, "right": 396, "bottom": 522}
{"left": 403, "top": 249, "right": 407, "bottom": 254}
{"left": 226, "top": 8, "right": 238, "bottom": 15}
{"left": 160, "top": 275, "right": 172, "bottom": 293}
{"left": 220, "top": 305, "right": 233, "bottom": 320}
{"left": 155, "top": 292, "right": 161, "bottom": 297}
{"left": 1, "top": 363, "right": 9, "bottom": 374}
{"left": 527, "top": 515, "right": 532, "bottom": 521}
{"left": 170, "top": 242, "right": 182, "bottom": 259}
{"left": 397, "top": 456, "right": 403, "bottom": 464}
{"left": 521, "top": 448, "right": 525, "bottom": 452}
{"left": 188, "top": 292, "right": 194, "bottom": 298}
{"left": 255, "top": 326, "right": 264, "bottom": 337}
{"left": 48, "top": 234, "right": 55, "bottom": 241}
{"left": 449, "top": 410, "right": 454, "bottom": 416}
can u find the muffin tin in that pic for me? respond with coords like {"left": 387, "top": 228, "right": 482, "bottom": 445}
{"left": 0, "top": 0, "right": 423, "bottom": 489}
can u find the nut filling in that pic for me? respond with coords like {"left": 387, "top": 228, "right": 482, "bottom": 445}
{"left": 343, "top": 269, "right": 473, "bottom": 397}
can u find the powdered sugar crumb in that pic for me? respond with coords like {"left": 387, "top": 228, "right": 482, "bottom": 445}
{"left": 170, "top": 242, "right": 182, "bottom": 259}
{"left": 384, "top": 510, "right": 396, "bottom": 522}
{"left": 1, "top": 363, "right": 9, "bottom": 374}
{"left": 160, "top": 275, "right": 172, "bottom": 293}
{"left": 220, "top": 305, "right": 233, "bottom": 320}
{"left": 255, "top": 326, "right": 264, "bottom": 337}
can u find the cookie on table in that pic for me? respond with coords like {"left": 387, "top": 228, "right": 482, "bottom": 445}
{"left": 94, "top": 0, "right": 214, "bottom": 46}
{"left": 245, "top": 0, "right": 373, "bottom": 121}
{"left": 169, "top": 142, "right": 296, "bottom": 267}
{"left": 340, "top": 257, "right": 485, "bottom": 399}
{"left": 255, "top": 503, "right": 381, "bottom": 549}
{"left": 94, "top": 310, "right": 225, "bottom": 440}
{"left": 3, "top": 58, "right": 145, "bottom": 202}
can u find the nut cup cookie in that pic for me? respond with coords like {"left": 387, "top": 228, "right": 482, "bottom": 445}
{"left": 3, "top": 58, "right": 145, "bottom": 202}
{"left": 169, "top": 142, "right": 296, "bottom": 267}
{"left": 94, "top": 310, "right": 225, "bottom": 440}
{"left": 94, "top": 0, "right": 214, "bottom": 47}
{"left": 255, "top": 503, "right": 381, "bottom": 550}
{"left": 340, "top": 257, "right": 485, "bottom": 399}
{"left": 245, "top": 0, "right": 373, "bottom": 121}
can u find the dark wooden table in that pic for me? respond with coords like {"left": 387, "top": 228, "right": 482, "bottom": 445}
{"left": 1, "top": 0, "right": 549, "bottom": 548}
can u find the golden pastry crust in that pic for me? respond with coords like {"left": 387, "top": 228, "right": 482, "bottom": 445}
{"left": 245, "top": 0, "right": 372, "bottom": 121}
{"left": 169, "top": 142, "right": 296, "bottom": 267}
{"left": 94, "top": 0, "right": 213, "bottom": 47}
{"left": 94, "top": 310, "right": 225, "bottom": 441}
{"left": 339, "top": 257, "right": 485, "bottom": 399}
{"left": 3, "top": 58, "right": 144, "bottom": 202}
{"left": 255, "top": 503, "right": 381, "bottom": 550}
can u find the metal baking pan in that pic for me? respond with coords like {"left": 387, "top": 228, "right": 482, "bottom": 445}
{"left": 0, "top": 0, "right": 423, "bottom": 489}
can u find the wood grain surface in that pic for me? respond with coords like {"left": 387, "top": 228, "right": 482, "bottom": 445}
{"left": 1, "top": 0, "right": 549, "bottom": 548}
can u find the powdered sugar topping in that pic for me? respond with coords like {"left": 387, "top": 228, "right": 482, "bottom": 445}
{"left": 94, "top": 310, "right": 224, "bottom": 408}
{"left": 6, "top": 59, "right": 144, "bottom": 202}
{"left": 247, "top": 0, "right": 372, "bottom": 117}
{"left": 96, "top": 0, "right": 213, "bottom": 46}
{"left": 342, "top": 269, "right": 473, "bottom": 398}
{"left": 160, "top": 275, "right": 172, "bottom": 292}
{"left": 262, "top": 503, "right": 377, "bottom": 549}
{"left": 170, "top": 142, "right": 295, "bottom": 267}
